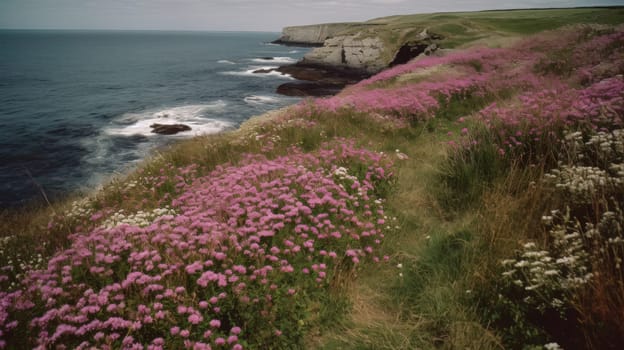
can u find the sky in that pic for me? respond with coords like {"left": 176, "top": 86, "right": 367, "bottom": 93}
{"left": 0, "top": 0, "right": 621, "bottom": 32}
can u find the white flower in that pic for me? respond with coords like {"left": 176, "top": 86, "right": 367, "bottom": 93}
{"left": 544, "top": 342, "right": 563, "bottom": 350}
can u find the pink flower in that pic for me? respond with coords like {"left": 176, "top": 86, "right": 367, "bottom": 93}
{"left": 188, "top": 314, "right": 203, "bottom": 324}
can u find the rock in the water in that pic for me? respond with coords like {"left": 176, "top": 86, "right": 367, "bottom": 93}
{"left": 253, "top": 63, "right": 369, "bottom": 97}
{"left": 252, "top": 68, "right": 275, "bottom": 74}
{"left": 277, "top": 63, "right": 369, "bottom": 84}
{"left": 150, "top": 123, "right": 191, "bottom": 135}
{"left": 274, "top": 63, "right": 370, "bottom": 97}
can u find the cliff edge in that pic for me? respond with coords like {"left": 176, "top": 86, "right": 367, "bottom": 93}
{"left": 272, "top": 23, "right": 358, "bottom": 46}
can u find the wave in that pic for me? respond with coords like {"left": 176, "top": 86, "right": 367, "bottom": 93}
{"left": 217, "top": 59, "right": 236, "bottom": 65}
{"left": 244, "top": 95, "right": 282, "bottom": 105}
{"left": 220, "top": 66, "right": 293, "bottom": 79}
{"left": 105, "top": 102, "right": 232, "bottom": 137}
{"left": 251, "top": 56, "right": 297, "bottom": 64}
{"left": 289, "top": 50, "right": 300, "bottom": 54}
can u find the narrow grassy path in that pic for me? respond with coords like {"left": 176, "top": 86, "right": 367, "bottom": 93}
{"left": 308, "top": 120, "right": 502, "bottom": 349}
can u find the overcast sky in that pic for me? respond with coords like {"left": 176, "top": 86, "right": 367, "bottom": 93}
{"left": 0, "top": 0, "right": 621, "bottom": 32}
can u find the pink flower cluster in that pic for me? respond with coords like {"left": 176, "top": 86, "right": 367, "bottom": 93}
{"left": 315, "top": 76, "right": 494, "bottom": 118}
{"left": 479, "top": 76, "right": 624, "bottom": 154}
{"left": 562, "top": 28, "right": 624, "bottom": 84}
{"left": 309, "top": 44, "right": 546, "bottom": 120}
{"left": 359, "top": 47, "right": 510, "bottom": 87}
{"left": 0, "top": 140, "right": 393, "bottom": 349}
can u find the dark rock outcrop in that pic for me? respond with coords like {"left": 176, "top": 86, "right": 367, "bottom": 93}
{"left": 274, "top": 63, "right": 370, "bottom": 97}
{"left": 390, "top": 42, "right": 439, "bottom": 66}
{"left": 150, "top": 123, "right": 191, "bottom": 135}
{"left": 277, "top": 82, "right": 345, "bottom": 97}
{"left": 277, "top": 63, "right": 369, "bottom": 83}
{"left": 270, "top": 39, "right": 324, "bottom": 47}
{"left": 252, "top": 68, "right": 274, "bottom": 74}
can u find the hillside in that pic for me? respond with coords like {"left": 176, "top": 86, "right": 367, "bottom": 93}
{"left": 1, "top": 8, "right": 624, "bottom": 349}
{"left": 278, "top": 7, "right": 624, "bottom": 72}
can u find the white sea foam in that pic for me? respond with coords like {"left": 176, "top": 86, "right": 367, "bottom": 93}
{"left": 220, "top": 66, "right": 293, "bottom": 79}
{"left": 244, "top": 95, "right": 281, "bottom": 105}
{"left": 251, "top": 56, "right": 297, "bottom": 64}
{"left": 217, "top": 59, "right": 236, "bottom": 64}
{"left": 289, "top": 50, "right": 300, "bottom": 54}
{"left": 105, "top": 102, "right": 233, "bottom": 137}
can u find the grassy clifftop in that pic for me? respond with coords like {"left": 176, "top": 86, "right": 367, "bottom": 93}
{"left": 292, "top": 7, "right": 624, "bottom": 71}
{"left": 325, "top": 7, "right": 624, "bottom": 44}
{"left": 2, "top": 9, "right": 624, "bottom": 349}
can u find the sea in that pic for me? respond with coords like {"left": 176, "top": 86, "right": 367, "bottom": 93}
{"left": 0, "top": 30, "right": 308, "bottom": 207}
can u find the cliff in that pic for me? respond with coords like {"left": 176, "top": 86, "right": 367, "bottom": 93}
{"left": 272, "top": 23, "right": 358, "bottom": 46}
{"left": 276, "top": 21, "right": 443, "bottom": 73}
{"left": 301, "top": 28, "right": 440, "bottom": 73}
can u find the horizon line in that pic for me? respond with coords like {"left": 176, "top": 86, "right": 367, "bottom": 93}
{"left": 0, "top": 28, "right": 282, "bottom": 34}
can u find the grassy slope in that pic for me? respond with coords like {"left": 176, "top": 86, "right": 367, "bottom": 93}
{"left": 1, "top": 7, "right": 624, "bottom": 350}
{"left": 322, "top": 7, "right": 624, "bottom": 65}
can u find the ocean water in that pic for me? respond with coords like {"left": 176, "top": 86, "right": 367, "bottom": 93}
{"left": 0, "top": 30, "right": 307, "bottom": 207}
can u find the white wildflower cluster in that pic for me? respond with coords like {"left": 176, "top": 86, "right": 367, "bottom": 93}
{"left": 100, "top": 206, "right": 177, "bottom": 229}
{"left": 584, "top": 129, "right": 624, "bottom": 164}
{"left": 544, "top": 342, "right": 563, "bottom": 350}
{"left": 0, "top": 236, "right": 47, "bottom": 290}
{"left": 332, "top": 166, "right": 366, "bottom": 197}
{"left": 585, "top": 203, "right": 624, "bottom": 269}
{"left": 382, "top": 214, "right": 401, "bottom": 233}
{"left": 64, "top": 198, "right": 94, "bottom": 221}
{"left": 548, "top": 129, "right": 624, "bottom": 201}
{"left": 124, "top": 180, "right": 138, "bottom": 191}
{"left": 502, "top": 129, "right": 624, "bottom": 314}
{"left": 232, "top": 116, "right": 316, "bottom": 147}
{"left": 544, "top": 165, "right": 619, "bottom": 201}
{"left": 333, "top": 167, "right": 358, "bottom": 183}
{"left": 501, "top": 209, "right": 592, "bottom": 312}
{"left": 397, "top": 262, "right": 403, "bottom": 277}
